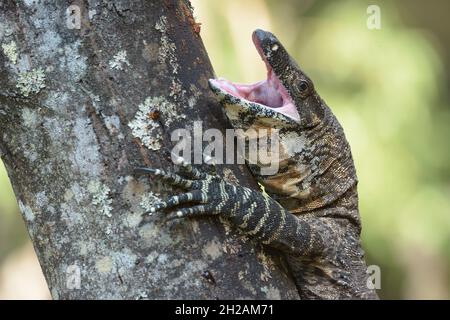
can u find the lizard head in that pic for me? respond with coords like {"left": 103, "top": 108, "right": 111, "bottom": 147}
{"left": 209, "top": 29, "right": 326, "bottom": 130}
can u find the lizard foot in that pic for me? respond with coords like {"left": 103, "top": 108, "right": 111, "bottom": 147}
{"left": 134, "top": 163, "right": 286, "bottom": 244}
{"left": 134, "top": 163, "right": 227, "bottom": 220}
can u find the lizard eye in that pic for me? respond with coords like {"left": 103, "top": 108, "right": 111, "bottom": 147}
{"left": 299, "top": 80, "right": 309, "bottom": 92}
{"left": 297, "top": 80, "right": 312, "bottom": 98}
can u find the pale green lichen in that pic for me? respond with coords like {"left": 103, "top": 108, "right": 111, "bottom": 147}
{"left": 202, "top": 239, "right": 223, "bottom": 260}
{"left": 96, "top": 256, "right": 113, "bottom": 273}
{"left": 161, "top": 98, "right": 186, "bottom": 124}
{"left": 78, "top": 240, "right": 96, "bottom": 256}
{"left": 2, "top": 40, "right": 18, "bottom": 64}
{"left": 128, "top": 97, "right": 162, "bottom": 150}
{"left": 155, "top": 16, "right": 178, "bottom": 74}
{"left": 139, "top": 223, "right": 175, "bottom": 249}
{"left": 109, "top": 50, "right": 130, "bottom": 70}
{"left": 169, "top": 79, "right": 186, "bottom": 100}
{"left": 16, "top": 67, "right": 46, "bottom": 97}
{"left": 88, "top": 180, "right": 113, "bottom": 217}
{"left": 60, "top": 202, "right": 84, "bottom": 225}
{"left": 124, "top": 213, "right": 142, "bottom": 228}
{"left": 128, "top": 96, "right": 185, "bottom": 151}
{"left": 63, "top": 188, "right": 74, "bottom": 202}
{"left": 140, "top": 191, "right": 162, "bottom": 214}
{"left": 154, "top": 16, "right": 192, "bottom": 107}
{"left": 21, "top": 108, "right": 38, "bottom": 128}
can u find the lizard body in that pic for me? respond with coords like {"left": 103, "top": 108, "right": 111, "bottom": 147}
{"left": 136, "top": 30, "right": 378, "bottom": 300}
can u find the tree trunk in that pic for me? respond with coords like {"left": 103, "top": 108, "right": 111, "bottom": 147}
{"left": 0, "top": 0, "right": 299, "bottom": 299}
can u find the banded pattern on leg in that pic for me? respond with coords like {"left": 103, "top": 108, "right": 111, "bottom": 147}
{"left": 135, "top": 165, "right": 327, "bottom": 257}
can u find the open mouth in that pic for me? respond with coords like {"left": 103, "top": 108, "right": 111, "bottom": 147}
{"left": 209, "top": 32, "right": 300, "bottom": 122}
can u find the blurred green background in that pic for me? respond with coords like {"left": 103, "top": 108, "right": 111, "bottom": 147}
{"left": 1, "top": 0, "right": 449, "bottom": 299}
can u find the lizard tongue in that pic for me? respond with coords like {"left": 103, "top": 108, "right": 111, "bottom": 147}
{"left": 215, "top": 77, "right": 282, "bottom": 108}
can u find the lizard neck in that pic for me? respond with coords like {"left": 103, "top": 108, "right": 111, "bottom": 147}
{"left": 255, "top": 105, "right": 359, "bottom": 219}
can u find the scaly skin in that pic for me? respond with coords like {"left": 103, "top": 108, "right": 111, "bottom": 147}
{"left": 136, "top": 30, "right": 378, "bottom": 300}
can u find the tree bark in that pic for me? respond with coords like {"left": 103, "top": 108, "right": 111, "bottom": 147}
{"left": 0, "top": 0, "right": 299, "bottom": 299}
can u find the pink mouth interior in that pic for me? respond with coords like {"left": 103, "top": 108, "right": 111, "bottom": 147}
{"left": 211, "top": 37, "right": 300, "bottom": 121}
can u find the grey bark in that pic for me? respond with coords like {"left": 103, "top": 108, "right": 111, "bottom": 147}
{"left": 0, "top": 0, "right": 299, "bottom": 299}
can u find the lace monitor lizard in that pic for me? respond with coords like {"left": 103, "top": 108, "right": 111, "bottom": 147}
{"left": 135, "top": 29, "right": 378, "bottom": 300}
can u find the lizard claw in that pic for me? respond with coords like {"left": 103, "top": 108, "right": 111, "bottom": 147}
{"left": 142, "top": 191, "right": 205, "bottom": 216}
{"left": 164, "top": 204, "right": 216, "bottom": 221}
{"left": 134, "top": 167, "right": 194, "bottom": 189}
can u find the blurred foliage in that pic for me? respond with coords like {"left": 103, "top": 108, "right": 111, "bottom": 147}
{"left": 0, "top": 0, "right": 449, "bottom": 299}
